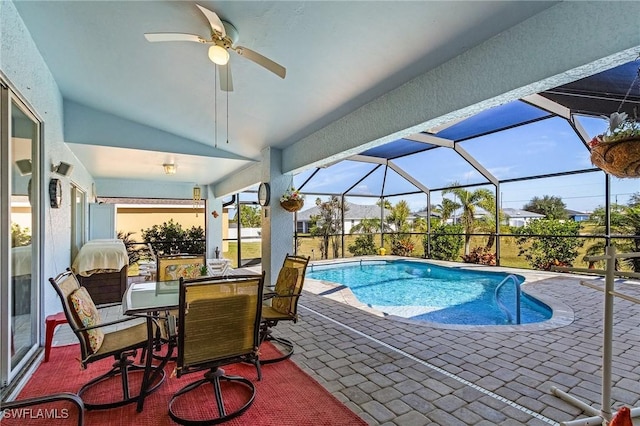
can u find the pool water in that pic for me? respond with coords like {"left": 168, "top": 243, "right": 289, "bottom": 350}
{"left": 307, "top": 260, "right": 552, "bottom": 326}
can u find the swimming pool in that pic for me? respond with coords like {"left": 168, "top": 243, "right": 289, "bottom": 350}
{"left": 306, "top": 260, "right": 552, "bottom": 326}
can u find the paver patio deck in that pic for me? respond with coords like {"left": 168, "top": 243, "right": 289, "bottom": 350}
{"left": 50, "top": 262, "right": 640, "bottom": 425}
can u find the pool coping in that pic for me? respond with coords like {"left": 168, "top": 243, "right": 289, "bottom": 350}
{"left": 303, "top": 256, "right": 576, "bottom": 332}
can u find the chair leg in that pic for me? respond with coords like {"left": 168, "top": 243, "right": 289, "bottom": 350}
{"left": 169, "top": 368, "right": 256, "bottom": 425}
{"left": 241, "top": 351, "right": 262, "bottom": 381}
{"left": 79, "top": 351, "right": 165, "bottom": 410}
{"left": 259, "top": 322, "right": 294, "bottom": 365}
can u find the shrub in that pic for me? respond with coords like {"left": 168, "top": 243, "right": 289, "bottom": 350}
{"left": 348, "top": 234, "right": 378, "bottom": 256}
{"left": 141, "top": 219, "right": 205, "bottom": 256}
{"left": 391, "top": 238, "right": 414, "bottom": 256}
{"left": 514, "top": 219, "right": 583, "bottom": 270}
{"left": 117, "top": 231, "right": 147, "bottom": 264}
{"left": 461, "top": 246, "right": 496, "bottom": 265}
{"left": 427, "top": 224, "right": 464, "bottom": 261}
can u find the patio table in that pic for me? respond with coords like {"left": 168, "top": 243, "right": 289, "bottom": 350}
{"left": 122, "top": 268, "right": 262, "bottom": 412}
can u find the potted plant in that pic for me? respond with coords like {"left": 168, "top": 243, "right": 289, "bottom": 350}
{"left": 589, "top": 112, "right": 640, "bottom": 178}
{"left": 280, "top": 187, "right": 305, "bottom": 212}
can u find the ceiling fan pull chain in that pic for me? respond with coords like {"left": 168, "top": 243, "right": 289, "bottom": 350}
{"left": 226, "top": 73, "right": 229, "bottom": 144}
{"left": 214, "top": 65, "right": 218, "bottom": 148}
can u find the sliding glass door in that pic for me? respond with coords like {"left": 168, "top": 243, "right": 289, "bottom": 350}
{"left": 1, "top": 83, "right": 42, "bottom": 389}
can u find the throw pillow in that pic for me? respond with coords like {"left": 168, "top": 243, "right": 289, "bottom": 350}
{"left": 272, "top": 267, "right": 299, "bottom": 314}
{"left": 69, "top": 287, "right": 104, "bottom": 353}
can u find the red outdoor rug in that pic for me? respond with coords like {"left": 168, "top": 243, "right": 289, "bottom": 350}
{"left": 6, "top": 344, "right": 367, "bottom": 425}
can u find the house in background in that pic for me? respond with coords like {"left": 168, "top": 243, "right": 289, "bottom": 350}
{"left": 296, "top": 202, "right": 389, "bottom": 234}
{"left": 429, "top": 207, "right": 544, "bottom": 227}
{"left": 502, "top": 208, "right": 545, "bottom": 227}
{"left": 565, "top": 209, "right": 591, "bottom": 222}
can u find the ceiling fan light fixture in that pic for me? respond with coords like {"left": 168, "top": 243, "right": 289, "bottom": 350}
{"left": 208, "top": 45, "right": 229, "bottom": 65}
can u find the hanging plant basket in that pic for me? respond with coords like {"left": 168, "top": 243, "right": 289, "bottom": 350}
{"left": 280, "top": 199, "right": 304, "bottom": 212}
{"left": 590, "top": 137, "right": 640, "bottom": 178}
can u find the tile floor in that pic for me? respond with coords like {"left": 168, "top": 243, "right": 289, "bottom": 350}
{"left": 50, "top": 262, "right": 640, "bottom": 425}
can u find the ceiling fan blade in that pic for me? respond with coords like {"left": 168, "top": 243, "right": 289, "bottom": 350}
{"left": 234, "top": 46, "right": 286, "bottom": 79}
{"left": 196, "top": 4, "right": 226, "bottom": 37}
{"left": 144, "top": 33, "right": 206, "bottom": 43}
{"left": 219, "top": 63, "right": 234, "bottom": 92}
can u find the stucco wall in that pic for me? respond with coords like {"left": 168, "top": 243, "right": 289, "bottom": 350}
{"left": 2, "top": 0, "right": 94, "bottom": 317}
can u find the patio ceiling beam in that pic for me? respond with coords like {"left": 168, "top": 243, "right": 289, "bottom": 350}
{"left": 423, "top": 115, "right": 470, "bottom": 134}
{"left": 569, "top": 115, "right": 592, "bottom": 147}
{"left": 521, "top": 94, "right": 571, "bottom": 119}
{"left": 453, "top": 144, "right": 498, "bottom": 186}
{"left": 349, "top": 154, "right": 387, "bottom": 165}
{"left": 404, "top": 133, "right": 454, "bottom": 147}
{"left": 64, "top": 100, "right": 252, "bottom": 161}
{"left": 387, "top": 161, "right": 430, "bottom": 194}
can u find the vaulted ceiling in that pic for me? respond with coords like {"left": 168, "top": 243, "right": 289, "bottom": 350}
{"left": 15, "top": 1, "right": 640, "bottom": 196}
{"left": 13, "top": 1, "right": 559, "bottom": 185}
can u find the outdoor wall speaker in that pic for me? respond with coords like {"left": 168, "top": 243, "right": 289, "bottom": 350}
{"left": 16, "top": 159, "right": 32, "bottom": 176}
{"left": 53, "top": 161, "right": 73, "bottom": 177}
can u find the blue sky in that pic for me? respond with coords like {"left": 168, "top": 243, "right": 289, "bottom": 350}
{"left": 292, "top": 107, "right": 640, "bottom": 214}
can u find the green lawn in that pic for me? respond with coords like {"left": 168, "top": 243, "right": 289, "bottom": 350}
{"left": 224, "top": 229, "right": 610, "bottom": 271}
{"left": 296, "top": 232, "right": 606, "bottom": 270}
{"left": 223, "top": 241, "right": 261, "bottom": 268}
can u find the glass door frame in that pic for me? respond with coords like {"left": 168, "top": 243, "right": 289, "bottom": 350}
{"left": 0, "top": 79, "right": 43, "bottom": 389}
{"left": 70, "top": 184, "right": 86, "bottom": 262}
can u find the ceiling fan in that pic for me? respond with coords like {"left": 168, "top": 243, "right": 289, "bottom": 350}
{"left": 144, "top": 4, "right": 286, "bottom": 91}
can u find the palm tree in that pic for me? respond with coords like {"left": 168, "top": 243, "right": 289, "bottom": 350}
{"left": 350, "top": 217, "right": 382, "bottom": 234}
{"left": 442, "top": 183, "right": 495, "bottom": 255}
{"left": 348, "top": 218, "right": 382, "bottom": 256}
{"left": 433, "top": 199, "right": 461, "bottom": 223}
{"left": 475, "top": 196, "right": 505, "bottom": 250}
{"left": 385, "top": 200, "right": 411, "bottom": 233}
{"left": 385, "top": 200, "right": 415, "bottom": 256}
{"left": 412, "top": 217, "right": 428, "bottom": 233}
{"left": 309, "top": 196, "right": 346, "bottom": 259}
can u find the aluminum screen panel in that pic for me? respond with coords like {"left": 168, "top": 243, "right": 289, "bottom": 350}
{"left": 434, "top": 100, "right": 551, "bottom": 141}
{"left": 392, "top": 146, "right": 489, "bottom": 189}
{"left": 359, "top": 139, "right": 434, "bottom": 159}
{"left": 458, "top": 116, "right": 592, "bottom": 180}
{"left": 299, "top": 160, "right": 377, "bottom": 194}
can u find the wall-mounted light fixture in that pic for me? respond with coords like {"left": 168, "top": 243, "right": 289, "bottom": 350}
{"left": 163, "top": 163, "right": 177, "bottom": 175}
{"left": 52, "top": 161, "right": 73, "bottom": 177}
{"left": 16, "top": 159, "right": 32, "bottom": 176}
